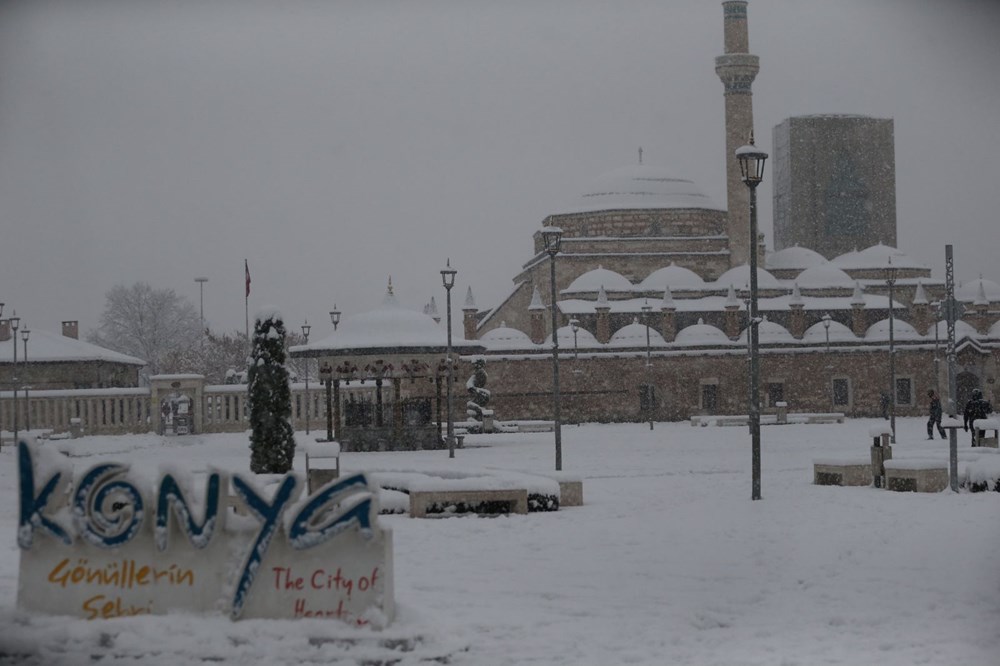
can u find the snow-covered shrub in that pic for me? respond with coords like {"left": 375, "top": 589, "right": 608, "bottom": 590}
{"left": 247, "top": 308, "right": 295, "bottom": 474}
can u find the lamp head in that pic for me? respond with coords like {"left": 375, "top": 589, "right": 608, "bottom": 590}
{"left": 736, "top": 131, "right": 768, "bottom": 187}
{"left": 301, "top": 321, "right": 311, "bottom": 340}
{"left": 569, "top": 317, "right": 579, "bottom": 332}
{"left": 440, "top": 258, "right": 457, "bottom": 289}
{"left": 540, "top": 225, "right": 563, "bottom": 256}
{"left": 21, "top": 329, "right": 29, "bottom": 342}
{"left": 329, "top": 306, "right": 341, "bottom": 328}
{"left": 9, "top": 312, "right": 19, "bottom": 332}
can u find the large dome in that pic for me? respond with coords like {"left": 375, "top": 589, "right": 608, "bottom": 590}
{"left": 564, "top": 266, "right": 633, "bottom": 294}
{"left": 766, "top": 246, "right": 827, "bottom": 271}
{"left": 559, "top": 165, "right": 724, "bottom": 214}
{"left": 637, "top": 263, "right": 706, "bottom": 291}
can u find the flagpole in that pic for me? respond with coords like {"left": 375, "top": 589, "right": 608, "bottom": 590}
{"left": 244, "top": 259, "right": 251, "bottom": 348}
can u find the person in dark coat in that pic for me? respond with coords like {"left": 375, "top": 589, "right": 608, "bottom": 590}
{"left": 963, "top": 388, "right": 994, "bottom": 446}
{"left": 926, "top": 390, "right": 945, "bottom": 440}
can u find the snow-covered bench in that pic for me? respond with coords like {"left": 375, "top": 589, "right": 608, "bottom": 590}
{"left": 883, "top": 460, "right": 948, "bottom": 493}
{"left": 813, "top": 457, "right": 872, "bottom": 486}
{"left": 410, "top": 488, "right": 529, "bottom": 518}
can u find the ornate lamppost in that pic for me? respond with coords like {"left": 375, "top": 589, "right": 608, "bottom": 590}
{"left": 10, "top": 312, "right": 20, "bottom": 444}
{"left": 329, "top": 306, "right": 341, "bottom": 331}
{"left": 541, "top": 225, "right": 564, "bottom": 471}
{"left": 319, "top": 362, "right": 333, "bottom": 441}
{"left": 569, "top": 317, "right": 581, "bottom": 373}
{"left": 641, "top": 300, "right": 654, "bottom": 430}
{"left": 821, "top": 313, "right": 832, "bottom": 409}
{"left": 441, "top": 260, "right": 457, "bottom": 458}
{"left": 301, "top": 321, "right": 311, "bottom": 434}
{"left": 884, "top": 259, "right": 898, "bottom": 443}
{"left": 931, "top": 300, "right": 941, "bottom": 396}
{"left": 736, "top": 133, "right": 767, "bottom": 501}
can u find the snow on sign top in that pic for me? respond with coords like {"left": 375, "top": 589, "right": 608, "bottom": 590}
{"left": 558, "top": 164, "right": 725, "bottom": 214}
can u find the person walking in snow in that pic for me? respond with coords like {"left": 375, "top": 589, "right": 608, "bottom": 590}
{"left": 926, "top": 390, "right": 945, "bottom": 440}
{"left": 963, "top": 388, "right": 993, "bottom": 446}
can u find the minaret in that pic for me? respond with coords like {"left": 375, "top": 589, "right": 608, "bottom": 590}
{"left": 715, "top": 0, "right": 759, "bottom": 268}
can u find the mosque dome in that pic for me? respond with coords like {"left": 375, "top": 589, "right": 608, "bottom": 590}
{"left": 481, "top": 324, "right": 537, "bottom": 350}
{"left": 864, "top": 318, "right": 921, "bottom": 341}
{"left": 795, "top": 264, "right": 855, "bottom": 289}
{"left": 715, "top": 264, "right": 782, "bottom": 289}
{"left": 766, "top": 246, "right": 827, "bottom": 271}
{"left": 563, "top": 266, "right": 633, "bottom": 294}
{"left": 608, "top": 320, "right": 666, "bottom": 348}
{"left": 637, "top": 263, "right": 706, "bottom": 291}
{"left": 559, "top": 165, "right": 724, "bottom": 215}
{"left": 545, "top": 325, "right": 601, "bottom": 347}
{"left": 674, "top": 320, "right": 732, "bottom": 346}
{"left": 957, "top": 277, "right": 1000, "bottom": 302}
{"left": 802, "top": 319, "right": 857, "bottom": 344}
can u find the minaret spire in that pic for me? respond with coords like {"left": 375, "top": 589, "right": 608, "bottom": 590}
{"left": 715, "top": 1, "right": 760, "bottom": 269}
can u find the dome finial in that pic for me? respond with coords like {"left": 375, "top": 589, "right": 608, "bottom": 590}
{"left": 638, "top": 146, "right": 643, "bottom": 165}
{"left": 387, "top": 275, "right": 394, "bottom": 295}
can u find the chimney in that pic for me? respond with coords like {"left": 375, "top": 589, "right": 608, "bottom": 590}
{"left": 62, "top": 320, "right": 79, "bottom": 339}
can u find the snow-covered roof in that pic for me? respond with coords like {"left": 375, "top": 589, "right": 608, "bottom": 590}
{"left": 295, "top": 288, "right": 481, "bottom": 354}
{"left": 957, "top": 277, "right": 1000, "bottom": 302}
{"left": 802, "top": 319, "right": 857, "bottom": 344}
{"left": 545, "top": 325, "right": 601, "bottom": 348}
{"left": 0, "top": 329, "right": 145, "bottom": 366}
{"left": 674, "top": 320, "right": 733, "bottom": 346}
{"left": 564, "top": 266, "right": 633, "bottom": 294}
{"left": 480, "top": 324, "right": 537, "bottom": 350}
{"left": 833, "top": 244, "right": 926, "bottom": 270}
{"left": 636, "top": 263, "right": 706, "bottom": 291}
{"left": 714, "top": 264, "right": 782, "bottom": 289}
{"left": 766, "top": 246, "right": 827, "bottom": 271}
{"left": 864, "top": 318, "right": 922, "bottom": 341}
{"left": 557, "top": 164, "right": 724, "bottom": 215}
{"left": 607, "top": 320, "right": 665, "bottom": 348}
{"left": 794, "top": 264, "right": 855, "bottom": 289}
{"left": 989, "top": 319, "right": 1000, "bottom": 339}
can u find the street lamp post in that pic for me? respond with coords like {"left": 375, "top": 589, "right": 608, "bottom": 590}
{"left": 822, "top": 313, "right": 832, "bottom": 409}
{"left": 301, "top": 321, "right": 311, "bottom": 435}
{"left": 195, "top": 277, "right": 208, "bottom": 333}
{"left": 10, "top": 313, "right": 20, "bottom": 445}
{"left": 21, "top": 329, "right": 30, "bottom": 432}
{"left": 319, "top": 362, "right": 333, "bottom": 441}
{"left": 329, "top": 306, "right": 341, "bottom": 331}
{"left": 736, "top": 133, "right": 767, "bottom": 501}
{"left": 569, "top": 318, "right": 581, "bottom": 373}
{"left": 541, "top": 225, "right": 564, "bottom": 471}
{"left": 641, "top": 300, "right": 654, "bottom": 430}
{"left": 441, "top": 260, "right": 458, "bottom": 459}
{"left": 932, "top": 301, "right": 941, "bottom": 396}
{"left": 884, "top": 261, "right": 898, "bottom": 443}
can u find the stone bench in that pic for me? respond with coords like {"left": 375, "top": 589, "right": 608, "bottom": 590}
{"left": 304, "top": 441, "right": 341, "bottom": 493}
{"left": 805, "top": 413, "right": 845, "bottom": 424}
{"left": 813, "top": 458, "right": 872, "bottom": 486}
{"left": 409, "top": 488, "right": 529, "bottom": 518}
{"left": 883, "top": 461, "right": 948, "bottom": 493}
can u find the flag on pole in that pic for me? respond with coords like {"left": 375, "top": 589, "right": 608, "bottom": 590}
{"left": 245, "top": 259, "right": 251, "bottom": 297}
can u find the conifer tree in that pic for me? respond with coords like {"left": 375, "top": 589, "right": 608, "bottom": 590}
{"left": 247, "top": 309, "right": 295, "bottom": 473}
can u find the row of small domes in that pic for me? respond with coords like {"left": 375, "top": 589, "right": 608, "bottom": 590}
{"left": 481, "top": 317, "right": 994, "bottom": 350}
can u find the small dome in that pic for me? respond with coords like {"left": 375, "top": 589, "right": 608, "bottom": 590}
{"left": 608, "top": 320, "right": 666, "bottom": 348}
{"left": 957, "top": 278, "right": 1000, "bottom": 302}
{"left": 564, "top": 266, "right": 633, "bottom": 294}
{"left": 481, "top": 325, "right": 536, "bottom": 350}
{"left": 766, "top": 246, "right": 827, "bottom": 271}
{"left": 930, "top": 319, "right": 980, "bottom": 340}
{"left": 674, "top": 321, "right": 732, "bottom": 346}
{"left": 559, "top": 164, "right": 724, "bottom": 214}
{"left": 794, "top": 264, "right": 855, "bottom": 289}
{"left": 545, "top": 325, "right": 601, "bottom": 347}
{"left": 637, "top": 263, "right": 706, "bottom": 291}
{"left": 802, "top": 319, "right": 857, "bottom": 344}
{"left": 715, "top": 264, "right": 782, "bottom": 289}
{"left": 737, "top": 319, "right": 796, "bottom": 344}
{"left": 835, "top": 244, "right": 925, "bottom": 270}
{"left": 865, "top": 318, "right": 921, "bottom": 341}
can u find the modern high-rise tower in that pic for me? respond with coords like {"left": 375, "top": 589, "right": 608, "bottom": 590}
{"left": 772, "top": 114, "right": 897, "bottom": 259}
{"left": 715, "top": 0, "right": 759, "bottom": 268}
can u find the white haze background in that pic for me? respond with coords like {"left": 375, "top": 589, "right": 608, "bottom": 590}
{"left": 0, "top": 0, "right": 998, "bottom": 337}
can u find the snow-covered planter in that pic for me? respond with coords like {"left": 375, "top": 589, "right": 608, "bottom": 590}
{"left": 965, "top": 455, "right": 1000, "bottom": 492}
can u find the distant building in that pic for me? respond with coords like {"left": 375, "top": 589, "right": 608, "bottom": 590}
{"left": 772, "top": 115, "right": 897, "bottom": 259}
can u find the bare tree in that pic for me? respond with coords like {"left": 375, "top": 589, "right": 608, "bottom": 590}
{"left": 88, "top": 282, "right": 202, "bottom": 378}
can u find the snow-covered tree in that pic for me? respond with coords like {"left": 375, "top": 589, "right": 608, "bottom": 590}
{"left": 88, "top": 282, "right": 202, "bottom": 378}
{"left": 247, "top": 308, "right": 295, "bottom": 474}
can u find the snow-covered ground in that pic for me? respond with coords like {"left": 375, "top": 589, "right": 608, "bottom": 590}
{"left": 1, "top": 418, "right": 998, "bottom": 665}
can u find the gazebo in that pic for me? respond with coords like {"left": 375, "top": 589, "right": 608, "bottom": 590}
{"left": 290, "top": 285, "right": 484, "bottom": 451}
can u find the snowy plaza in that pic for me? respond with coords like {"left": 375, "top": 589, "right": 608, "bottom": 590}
{"left": 2, "top": 418, "right": 998, "bottom": 665}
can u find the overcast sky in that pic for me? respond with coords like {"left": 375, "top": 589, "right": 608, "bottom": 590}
{"left": 1, "top": 0, "right": 998, "bottom": 339}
